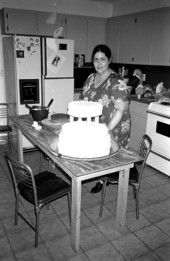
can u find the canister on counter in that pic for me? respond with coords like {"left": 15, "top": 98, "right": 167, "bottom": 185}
{"left": 74, "top": 54, "right": 85, "bottom": 67}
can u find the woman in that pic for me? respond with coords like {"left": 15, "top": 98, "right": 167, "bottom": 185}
{"left": 79, "top": 44, "right": 131, "bottom": 193}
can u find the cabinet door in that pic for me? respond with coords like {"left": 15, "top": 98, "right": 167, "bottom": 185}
{"left": 87, "top": 17, "right": 106, "bottom": 62}
{"left": 3, "top": 8, "right": 38, "bottom": 35}
{"left": 151, "top": 8, "right": 170, "bottom": 65}
{"left": 106, "top": 17, "right": 121, "bottom": 63}
{"left": 118, "top": 14, "right": 135, "bottom": 63}
{"left": 66, "top": 15, "right": 88, "bottom": 58}
{"left": 37, "top": 12, "right": 67, "bottom": 37}
{"left": 133, "top": 11, "right": 153, "bottom": 64}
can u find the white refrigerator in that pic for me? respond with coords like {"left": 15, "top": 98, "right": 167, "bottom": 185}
{"left": 3, "top": 35, "right": 74, "bottom": 149}
{"left": 42, "top": 37, "right": 74, "bottom": 114}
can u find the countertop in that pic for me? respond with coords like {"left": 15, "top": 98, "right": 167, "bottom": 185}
{"left": 130, "top": 95, "right": 156, "bottom": 104}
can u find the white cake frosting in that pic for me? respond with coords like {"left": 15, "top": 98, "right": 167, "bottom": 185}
{"left": 57, "top": 101, "right": 112, "bottom": 158}
{"left": 68, "top": 101, "right": 103, "bottom": 118}
{"left": 58, "top": 121, "right": 111, "bottom": 158}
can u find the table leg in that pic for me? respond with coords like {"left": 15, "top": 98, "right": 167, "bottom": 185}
{"left": 116, "top": 168, "right": 130, "bottom": 231}
{"left": 71, "top": 177, "right": 81, "bottom": 252}
{"left": 17, "top": 129, "right": 24, "bottom": 162}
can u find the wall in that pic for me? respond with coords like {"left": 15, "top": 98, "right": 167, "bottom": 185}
{"left": 110, "top": 63, "right": 170, "bottom": 90}
{"left": 1, "top": 0, "right": 170, "bottom": 102}
{"left": 0, "top": 0, "right": 112, "bottom": 102}
{"left": 112, "top": 0, "right": 170, "bottom": 17}
{"left": 0, "top": 0, "right": 112, "bottom": 17}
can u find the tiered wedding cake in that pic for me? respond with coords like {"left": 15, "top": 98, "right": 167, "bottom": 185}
{"left": 57, "top": 101, "right": 112, "bottom": 158}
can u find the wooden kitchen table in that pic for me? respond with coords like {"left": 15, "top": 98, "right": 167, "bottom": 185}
{"left": 11, "top": 115, "right": 143, "bottom": 252}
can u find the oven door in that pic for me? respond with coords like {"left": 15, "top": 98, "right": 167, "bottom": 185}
{"left": 146, "top": 112, "right": 170, "bottom": 158}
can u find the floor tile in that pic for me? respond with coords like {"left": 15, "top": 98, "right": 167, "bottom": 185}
{"left": 67, "top": 253, "right": 90, "bottom": 261}
{"left": 83, "top": 204, "right": 113, "bottom": 225}
{"left": 1, "top": 144, "right": 170, "bottom": 260}
{"left": 132, "top": 252, "right": 162, "bottom": 261}
{"left": 143, "top": 187, "right": 168, "bottom": 204}
{"left": 154, "top": 242, "right": 170, "bottom": 261}
{"left": 80, "top": 225, "right": 108, "bottom": 252}
{"left": 126, "top": 210, "right": 151, "bottom": 232}
{"left": 111, "top": 233, "right": 150, "bottom": 261}
{"left": 15, "top": 244, "right": 53, "bottom": 261}
{"left": 96, "top": 218, "right": 130, "bottom": 241}
{"left": 140, "top": 203, "right": 170, "bottom": 223}
{"left": 155, "top": 217, "right": 170, "bottom": 237}
{"left": 86, "top": 242, "right": 126, "bottom": 261}
{"left": 45, "top": 234, "right": 77, "bottom": 261}
{"left": 0, "top": 236, "right": 15, "bottom": 259}
{"left": 134, "top": 224, "right": 170, "bottom": 250}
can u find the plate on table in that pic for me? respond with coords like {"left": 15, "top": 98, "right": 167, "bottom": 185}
{"left": 48, "top": 138, "right": 120, "bottom": 161}
{"left": 41, "top": 113, "right": 69, "bottom": 129}
{"left": 41, "top": 118, "right": 63, "bottom": 129}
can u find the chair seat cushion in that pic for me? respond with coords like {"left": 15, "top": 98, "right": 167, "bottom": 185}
{"left": 103, "top": 165, "right": 139, "bottom": 184}
{"left": 18, "top": 171, "right": 71, "bottom": 204}
{"left": 0, "top": 125, "right": 12, "bottom": 133}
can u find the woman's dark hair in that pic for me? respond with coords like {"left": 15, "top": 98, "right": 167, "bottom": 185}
{"left": 91, "top": 44, "right": 112, "bottom": 62}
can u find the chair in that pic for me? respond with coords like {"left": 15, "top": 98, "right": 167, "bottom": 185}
{"left": 99, "top": 134, "right": 152, "bottom": 219}
{"left": 0, "top": 103, "right": 13, "bottom": 155}
{"left": 5, "top": 153, "right": 71, "bottom": 248}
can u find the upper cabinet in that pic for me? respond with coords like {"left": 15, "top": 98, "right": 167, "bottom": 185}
{"left": 2, "top": 8, "right": 38, "bottom": 35}
{"left": 107, "top": 11, "right": 153, "bottom": 64}
{"left": 87, "top": 17, "right": 106, "bottom": 61}
{"left": 66, "top": 15, "right": 106, "bottom": 62}
{"left": 66, "top": 15, "right": 88, "bottom": 59}
{"left": 151, "top": 8, "right": 170, "bottom": 65}
{"left": 106, "top": 8, "right": 170, "bottom": 66}
{"left": 106, "top": 16, "right": 120, "bottom": 63}
{"left": 118, "top": 14, "right": 135, "bottom": 64}
{"left": 1, "top": 8, "right": 106, "bottom": 63}
{"left": 37, "top": 12, "right": 67, "bottom": 38}
{"left": 133, "top": 11, "right": 153, "bottom": 64}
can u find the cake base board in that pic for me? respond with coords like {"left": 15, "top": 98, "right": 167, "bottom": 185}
{"left": 41, "top": 118, "right": 64, "bottom": 129}
{"left": 48, "top": 138, "right": 120, "bottom": 161}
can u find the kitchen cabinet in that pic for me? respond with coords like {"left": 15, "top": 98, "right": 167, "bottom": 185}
{"left": 133, "top": 11, "right": 153, "bottom": 64}
{"left": 129, "top": 100, "right": 148, "bottom": 151}
{"left": 106, "top": 16, "right": 121, "bottom": 63}
{"left": 151, "top": 8, "right": 170, "bottom": 65}
{"left": 37, "top": 12, "right": 67, "bottom": 38}
{"left": 2, "top": 8, "right": 38, "bottom": 35}
{"left": 106, "top": 11, "right": 153, "bottom": 64}
{"left": 118, "top": 14, "right": 135, "bottom": 63}
{"left": 67, "top": 15, "right": 106, "bottom": 62}
{"left": 87, "top": 17, "right": 106, "bottom": 61}
{"left": 66, "top": 15, "right": 88, "bottom": 59}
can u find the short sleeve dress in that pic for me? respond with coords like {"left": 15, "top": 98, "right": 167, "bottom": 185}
{"left": 79, "top": 71, "right": 131, "bottom": 149}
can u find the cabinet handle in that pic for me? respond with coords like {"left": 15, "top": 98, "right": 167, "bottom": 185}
{"left": 132, "top": 57, "right": 134, "bottom": 62}
{"left": 135, "top": 17, "right": 137, "bottom": 23}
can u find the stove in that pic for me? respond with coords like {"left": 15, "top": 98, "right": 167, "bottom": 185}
{"left": 147, "top": 101, "right": 170, "bottom": 118}
{"left": 146, "top": 102, "right": 170, "bottom": 176}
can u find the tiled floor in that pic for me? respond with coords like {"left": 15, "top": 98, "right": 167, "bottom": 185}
{"left": 1, "top": 144, "right": 170, "bottom": 260}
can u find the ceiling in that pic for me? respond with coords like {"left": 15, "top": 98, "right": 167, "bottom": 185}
{"left": 88, "top": 0, "right": 120, "bottom": 3}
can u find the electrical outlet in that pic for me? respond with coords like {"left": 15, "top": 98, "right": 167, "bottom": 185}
{"left": 142, "top": 74, "right": 146, "bottom": 81}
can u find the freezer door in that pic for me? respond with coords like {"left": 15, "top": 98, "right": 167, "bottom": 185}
{"left": 44, "top": 79, "right": 74, "bottom": 113}
{"left": 45, "top": 38, "right": 74, "bottom": 78}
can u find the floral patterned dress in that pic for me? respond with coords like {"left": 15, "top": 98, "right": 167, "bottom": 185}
{"left": 79, "top": 71, "right": 131, "bottom": 149}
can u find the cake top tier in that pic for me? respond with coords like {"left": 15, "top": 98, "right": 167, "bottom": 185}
{"left": 68, "top": 101, "right": 103, "bottom": 118}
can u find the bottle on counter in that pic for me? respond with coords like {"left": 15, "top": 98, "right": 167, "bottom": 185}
{"left": 128, "top": 69, "right": 143, "bottom": 95}
{"left": 136, "top": 84, "right": 144, "bottom": 99}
